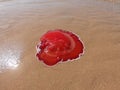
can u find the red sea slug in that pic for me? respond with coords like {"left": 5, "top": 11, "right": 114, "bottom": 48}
{"left": 36, "top": 29, "right": 84, "bottom": 66}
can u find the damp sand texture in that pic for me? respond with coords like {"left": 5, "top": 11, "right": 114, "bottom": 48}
{"left": 0, "top": 0, "right": 120, "bottom": 90}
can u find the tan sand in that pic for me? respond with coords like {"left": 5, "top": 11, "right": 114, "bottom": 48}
{"left": 0, "top": 0, "right": 120, "bottom": 90}
{"left": 0, "top": 0, "right": 11, "bottom": 2}
{"left": 102, "top": 0, "right": 120, "bottom": 3}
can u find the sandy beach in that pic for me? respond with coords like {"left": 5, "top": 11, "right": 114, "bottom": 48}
{"left": 0, "top": 0, "right": 120, "bottom": 90}
{"left": 102, "top": 0, "right": 120, "bottom": 3}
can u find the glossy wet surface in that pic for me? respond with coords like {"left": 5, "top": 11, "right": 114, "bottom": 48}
{"left": 0, "top": 0, "right": 120, "bottom": 90}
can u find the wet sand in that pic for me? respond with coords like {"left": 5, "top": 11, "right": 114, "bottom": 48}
{"left": 0, "top": 0, "right": 120, "bottom": 90}
{"left": 102, "top": 0, "right": 120, "bottom": 3}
